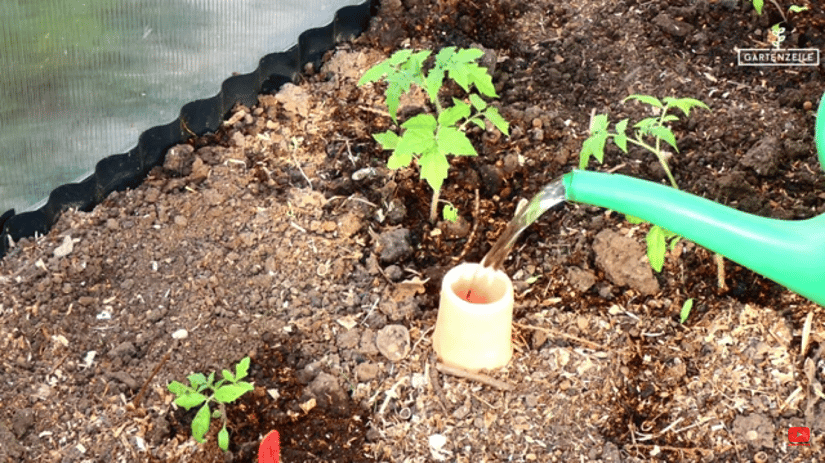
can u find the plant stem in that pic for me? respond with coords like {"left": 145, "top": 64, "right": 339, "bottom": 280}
{"left": 430, "top": 188, "right": 440, "bottom": 223}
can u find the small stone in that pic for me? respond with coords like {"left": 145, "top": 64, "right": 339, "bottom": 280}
{"left": 53, "top": 235, "right": 74, "bottom": 258}
{"left": 173, "top": 215, "right": 187, "bottom": 227}
{"left": 109, "top": 371, "right": 139, "bottom": 390}
{"left": 11, "top": 408, "right": 35, "bottom": 438}
{"left": 355, "top": 363, "right": 379, "bottom": 382}
{"left": 375, "top": 324, "right": 411, "bottom": 362}
{"left": 377, "top": 228, "right": 413, "bottom": 264}
{"left": 803, "top": 101, "right": 813, "bottom": 111}
{"left": 106, "top": 218, "right": 120, "bottom": 230}
{"left": 171, "top": 329, "right": 188, "bottom": 339}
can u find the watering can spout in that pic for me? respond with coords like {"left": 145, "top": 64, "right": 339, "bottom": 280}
{"left": 563, "top": 169, "right": 825, "bottom": 306}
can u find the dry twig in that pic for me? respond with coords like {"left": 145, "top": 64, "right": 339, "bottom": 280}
{"left": 435, "top": 362, "right": 514, "bottom": 391}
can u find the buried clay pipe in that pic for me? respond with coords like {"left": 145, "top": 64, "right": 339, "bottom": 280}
{"left": 432, "top": 263, "right": 514, "bottom": 372}
{"left": 562, "top": 93, "right": 825, "bottom": 306}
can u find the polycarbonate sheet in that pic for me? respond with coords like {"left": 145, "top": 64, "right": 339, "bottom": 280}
{"left": 0, "top": 0, "right": 361, "bottom": 214}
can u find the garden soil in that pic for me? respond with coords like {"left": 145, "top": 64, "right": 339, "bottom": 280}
{"left": 2, "top": 0, "right": 825, "bottom": 461}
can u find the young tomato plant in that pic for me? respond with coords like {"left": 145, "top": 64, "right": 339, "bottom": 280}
{"left": 167, "top": 357, "right": 254, "bottom": 451}
{"left": 358, "top": 47, "right": 509, "bottom": 223}
{"left": 580, "top": 94, "right": 709, "bottom": 272}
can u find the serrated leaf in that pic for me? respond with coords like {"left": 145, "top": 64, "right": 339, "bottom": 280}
{"left": 384, "top": 83, "right": 403, "bottom": 123}
{"left": 648, "top": 126, "right": 679, "bottom": 152}
{"left": 235, "top": 357, "right": 250, "bottom": 381}
{"left": 214, "top": 382, "right": 254, "bottom": 403}
{"left": 175, "top": 392, "right": 209, "bottom": 410}
{"left": 386, "top": 49, "right": 414, "bottom": 66}
{"left": 680, "top": 298, "right": 694, "bottom": 324}
{"left": 614, "top": 133, "right": 628, "bottom": 153}
{"left": 453, "top": 47, "right": 484, "bottom": 62}
{"left": 634, "top": 117, "right": 659, "bottom": 133}
{"left": 646, "top": 226, "right": 667, "bottom": 272}
{"left": 589, "top": 114, "right": 609, "bottom": 133}
{"left": 401, "top": 113, "right": 438, "bottom": 131}
{"left": 615, "top": 118, "right": 629, "bottom": 135}
{"left": 468, "top": 93, "right": 487, "bottom": 111}
{"left": 579, "top": 131, "right": 609, "bottom": 168}
{"left": 660, "top": 114, "right": 679, "bottom": 124}
{"left": 483, "top": 107, "right": 509, "bottom": 136}
{"left": 191, "top": 404, "right": 211, "bottom": 443}
{"left": 373, "top": 131, "right": 400, "bottom": 150}
{"left": 394, "top": 129, "right": 434, "bottom": 157}
{"left": 187, "top": 373, "right": 207, "bottom": 387}
{"left": 664, "top": 97, "right": 710, "bottom": 117}
{"left": 437, "top": 127, "right": 477, "bottom": 156}
{"left": 218, "top": 426, "right": 229, "bottom": 451}
{"left": 425, "top": 67, "right": 445, "bottom": 104}
{"left": 168, "top": 381, "right": 191, "bottom": 396}
{"left": 357, "top": 62, "right": 390, "bottom": 86}
{"left": 467, "top": 65, "right": 497, "bottom": 97}
{"left": 625, "top": 215, "right": 645, "bottom": 224}
{"left": 624, "top": 94, "right": 663, "bottom": 108}
{"left": 222, "top": 370, "right": 235, "bottom": 382}
{"left": 387, "top": 151, "right": 413, "bottom": 169}
{"left": 434, "top": 46, "right": 458, "bottom": 66}
{"left": 438, "top": 100, "right": 470, "bottom": 127}
{"left": 448, "top": 64, "right": 470, "bottom": 92}
{"left": 418, "top": 150, "right": 450, "bottom": 192}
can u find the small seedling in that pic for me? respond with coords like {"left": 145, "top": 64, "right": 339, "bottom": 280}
{"left": 680, "top": 298, "right": 694, "bottom": 323}
{"left": 580, "top": 94, "right": 709, "bottom": 272}
{"left": 442, "top": 203, "right": 459, "bottom": 222}
{"left": 168, "top": 357, "right": 254, "bottom": 451}
{"left": 358, "top": 47, "right": 509, "bottom": 223}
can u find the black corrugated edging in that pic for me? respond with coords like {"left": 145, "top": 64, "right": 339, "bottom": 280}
{"left": 0, "top": 0, "right": 377, "bottom": 260}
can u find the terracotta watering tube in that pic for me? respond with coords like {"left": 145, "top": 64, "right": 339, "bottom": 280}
{"left": 564, "top": 92, "right": 825, "bottom": 307}
{"left": 432, "top": 263, "right": 514, "bottom": 372}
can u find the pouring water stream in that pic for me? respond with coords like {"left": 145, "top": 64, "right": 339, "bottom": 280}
{"left": 465, "top": 177, "right": 566, "bottom": 301}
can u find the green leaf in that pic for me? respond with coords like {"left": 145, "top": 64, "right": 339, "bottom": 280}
{"left": 579, "top": 131, "right": 609, "bottom": 168}
{"left": 648, "top": 126, "right": 679, "bottom": 152}
{"left": 357, "top": 61, "right": 390, "bottom": 86}
{"left": 187, "top": 373, "right": 208, "bottom": 388}
{"left": 438, "top": 100, "right": 470, "bottom": 127}
{"left": 634, "top": 117, "right": 659, "bottom": 134}
{"left": 401, "top": 113, "right": 438, "bottom": 131}
{"left": 788, "top": 5, "right": 808, "bottom": 13}
{"left": 214, "top": 382, "right": 254, "bottom": 404}
{"left": 425, "top": 67, "right": 445, "bottom": 104}
{"left": 680, "top": 298, "right": 694, "bottom": 324}
{"left": 625, "top": 215, "right": 645, "bottom": 224}
{"left": 483, "top": 107, "right": 510, "bottom": 136}
{"left": 660, "top": 114, "right": 680, "bottom": 124}
{"left": 191, "top": 404, "right": 211, "bottom": 443}
{"left": 419, "top": 150, "right": 450, "bottom": 193}
{"left": 646, "top": 226, "right": 667, "bottom": 272}
{"left": 438, "top": 127, "right": 477, "bottom": 156}
{"left": 174, "top": 392, "right": 209, "bottom": 410}
{"left": 442, "top": 204, "right": 459, "bottom": 222}
{"left": 614, "top": 134, "right": 628, "bottom": 153}
{"left": 468, "top": 93, "right": 487, "bottom": 111}
{"left": 664, "top": 97, "right": 710, "bottom": 117}
{"left": 373, "top": 131, "right": 400, "bottom": 150}
{"left": 387, "top": 151, "right": 414, "bottom": 169}
{"left": 235, "top": 357, "right": 250, "bottom": 381}
{"left": 615, "top": 118, "right": 629, "bottom": 135}
{"left": 218, "top": 426, "right": 229, "bottom": 451}
{"left": 753, "top": 0, "right": 763, "bottom": 15}
{"left": 624, "top": 94, "right": 663, "bottom": 109}
{"left": 590, "top": 114, "right": 609, "bottom": 133}
{"left": 222, "top": 370, "right": 235, "bottom": 382}
{"left": 467, "top": 64, "right": 497, "bottom": 97}
{"left": 168, "top": 381, "right": 191, "bottom": 396}
{"left": 453, "top": 47, "right": 484, "bottom": 63}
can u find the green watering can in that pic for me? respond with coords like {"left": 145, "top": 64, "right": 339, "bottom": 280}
{"left": 563, "top": 93, "right": 825, "bottom": 306}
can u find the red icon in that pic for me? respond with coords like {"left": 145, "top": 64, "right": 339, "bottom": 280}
{"left": 259, "top": 430, "right": 281, "bottom": 463}
{"left": 788, "top": 427, "right": 811, "bottom": 446}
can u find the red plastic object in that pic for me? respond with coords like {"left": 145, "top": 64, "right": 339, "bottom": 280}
{"left": 462, "top": 289, "right": 489, "bottom": 304}
{"left": 258, "top": 430, "right": 280, "bottom": 463}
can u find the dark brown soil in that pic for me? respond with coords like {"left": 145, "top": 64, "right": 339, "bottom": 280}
{"left": 2, "top": 0, "right": 825, "bottom": 461}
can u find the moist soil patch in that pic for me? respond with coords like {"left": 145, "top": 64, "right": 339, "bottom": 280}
{"left": 2, "top": 0, "right": 825, "bottom": 461}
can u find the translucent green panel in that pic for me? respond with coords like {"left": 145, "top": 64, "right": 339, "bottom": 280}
{"left": 0, "top": 0, "right": 360, "bottom": 213}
